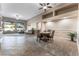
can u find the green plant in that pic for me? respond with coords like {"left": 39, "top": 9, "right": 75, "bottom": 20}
{"left": 68, "top": 32, "right": 77, "bottom": 41}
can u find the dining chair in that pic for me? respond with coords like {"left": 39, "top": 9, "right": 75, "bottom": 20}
{"left": 49, "top": 30, "right": 55, "bottom": 41}
{"left": 36, "top": 30, "right": 40, "bottom": 42}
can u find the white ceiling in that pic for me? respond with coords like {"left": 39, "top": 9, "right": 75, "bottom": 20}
{"left": 0, "top": 3, "right": 61, "bottom": 20}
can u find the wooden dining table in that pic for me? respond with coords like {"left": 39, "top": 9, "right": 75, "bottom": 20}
{"left": 39, "top": 32, "right": 51, "bottom": 42}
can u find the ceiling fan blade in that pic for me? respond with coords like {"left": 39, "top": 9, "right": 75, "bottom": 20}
{"left": 47, "top": 3, "right": 50, "bottom": 5}
{"left": 39, "top": 7, "right": 43, "bottom": 10}
{"left": 39, "top": 3, "right": 43, "bottom": 6}
{"left": 47, "top": 6, "right": 52, "bottom": 8}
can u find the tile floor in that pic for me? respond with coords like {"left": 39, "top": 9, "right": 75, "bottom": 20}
{"left": 0, "top": 34, "right": 78, "bottom": 56}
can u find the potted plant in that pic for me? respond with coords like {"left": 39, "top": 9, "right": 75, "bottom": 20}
{"left": 68, "top": 32, "right": 77, "bottom": 41}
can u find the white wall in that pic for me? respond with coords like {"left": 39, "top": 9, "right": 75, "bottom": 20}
{"left": 46, "top": 22, "right": 56, "bottom": 30}
{"left": 27, "top": 14, "right": 42, "bottom": 30}
{"left": 55, "top": 18, "right": 77, "bottom": 31}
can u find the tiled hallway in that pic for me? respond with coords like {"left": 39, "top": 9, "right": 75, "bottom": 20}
{"left": 0, "top": 34, "right": 78, "bottom": 56}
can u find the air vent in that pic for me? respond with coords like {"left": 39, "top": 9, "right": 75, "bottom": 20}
{"left": 55, "top": 4, "right": 78, "bottom": 16}
{"left": 42, "top": 12, "right": 53, "bottom": 19}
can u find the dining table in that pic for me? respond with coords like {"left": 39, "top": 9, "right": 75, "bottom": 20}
{"left": 39, "top": 32, "right": 51, "bottom": 42}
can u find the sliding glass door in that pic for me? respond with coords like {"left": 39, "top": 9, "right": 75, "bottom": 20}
{"left": 16, "top": 22, "right": 25, "bottom": 33}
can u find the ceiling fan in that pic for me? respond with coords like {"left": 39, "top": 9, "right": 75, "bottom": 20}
{"left": 39, "top": 3, "right": 52, "bottom": 12}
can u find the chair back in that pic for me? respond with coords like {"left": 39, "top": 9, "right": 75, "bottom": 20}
{"left": 51, "top": 30, "right": 55, "bottom": 38}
